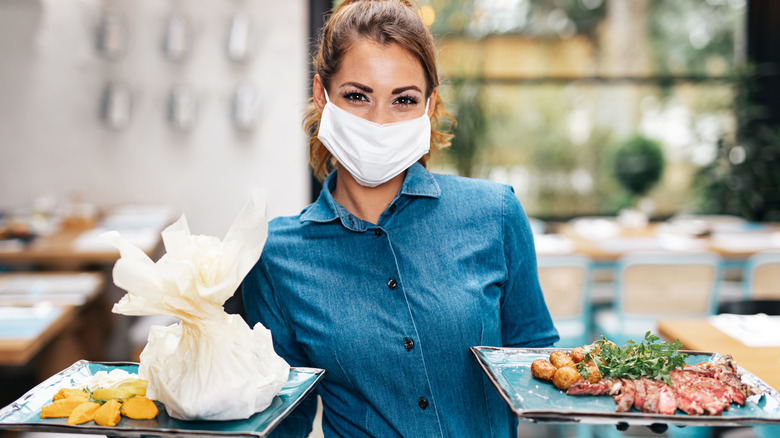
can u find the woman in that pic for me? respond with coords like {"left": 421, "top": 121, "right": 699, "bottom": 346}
{"left": 241, "top": 1, "right": 559, "bottom": 436}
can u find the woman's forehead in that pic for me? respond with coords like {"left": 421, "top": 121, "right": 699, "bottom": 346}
{"left": 333, "top": 40, "right": 426, "bottom": 92}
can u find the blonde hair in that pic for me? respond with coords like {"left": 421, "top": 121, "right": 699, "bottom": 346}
{"left": 303, "top": 0, "right": 455, "bottom": 181}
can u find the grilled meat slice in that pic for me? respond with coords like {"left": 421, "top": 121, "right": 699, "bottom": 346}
{"left": 642, "top": 378, "right": 661, "bottom": 413}
{"left": 566, "top": 379, "right": 613, "bottom": 396}
{"left": 614, "top": 379, "right": 636, "bottom": 413}
{"left": 671, "top": 369, "right": 731, "bottom": 416}
{"left": 658, "top": 381, "right": 678, "bottom": 415}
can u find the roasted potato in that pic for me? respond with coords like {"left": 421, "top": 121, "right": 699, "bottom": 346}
{"left": 549, "top": 350, "right": 575, "bottom": 369}
{"left": 531, "top": 359, "right": 556, "bottom": 382}
{"left": 570, "top": 346, "right": 586, "bottom": 364}
{"left": 552, "top": 366, "right": 582, "bottom": 390}
{"left": 584, "top": 362, "right": 602, "bottom": 383}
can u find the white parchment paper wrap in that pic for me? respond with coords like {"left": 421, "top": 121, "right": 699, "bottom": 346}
{"left": 103, "top": 189, "right": 290, "bottom": 421}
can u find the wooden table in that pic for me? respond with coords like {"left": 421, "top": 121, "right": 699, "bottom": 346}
{"left": 657, "top": 318, "right": 780, "bottom": 392}
{"left": 0, "top": 272, "right": 106, "bottom": 367}
{"left": 0, "top": 305, "right": 78, "bottom": 366}
{"left": 0, "top": 226, "right": 164, "bottom": 270}
{"left": 0, "top": 205, "right": 172, "bottom": 270}
{"left": 554, "top": 219, "right": 780, "bottom": 264}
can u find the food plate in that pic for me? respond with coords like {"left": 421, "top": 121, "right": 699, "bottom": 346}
{"left": 471, "top": 346, "right": 780, "bottom": 427}
{"left": 0, "top": 360, "right": 324, "bottom": 437}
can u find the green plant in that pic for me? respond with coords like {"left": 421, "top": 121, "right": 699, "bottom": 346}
{"left": 612, "top": 135, "right": 665, "bottom": 205}
{"left": 694, "top": 64, "right": 780, "bottom": 221}
{"left": 447, "top": 79, "right": 486, "bottom": 178}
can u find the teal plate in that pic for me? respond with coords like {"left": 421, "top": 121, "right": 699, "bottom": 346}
{"left": 0, "top": 360, "right": 324, "bottom": 437}
{"left": 471, "top": 346, "right": 780, "bottom": 427}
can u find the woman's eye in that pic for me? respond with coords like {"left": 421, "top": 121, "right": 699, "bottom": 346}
{"left": 395, "top": 95, "right": 419, "bottom": 106}
{"left": 343, "top": 92, "right": 367, "bottom": 102}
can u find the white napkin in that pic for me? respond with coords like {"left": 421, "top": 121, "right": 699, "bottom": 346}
{"left": 534, "top": 234, "right": 575, "bottom": 255}
{"left": 709, "top": 313, "right": 780, "bottom": 347}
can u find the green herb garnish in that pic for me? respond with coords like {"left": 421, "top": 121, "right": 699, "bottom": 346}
{"left": 583, "top": 332, "right": 687, "bottom": 386}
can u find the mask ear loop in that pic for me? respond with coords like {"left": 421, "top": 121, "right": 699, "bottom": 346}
{"left": 322, "top": 87, "right": 332, "bottom": 104}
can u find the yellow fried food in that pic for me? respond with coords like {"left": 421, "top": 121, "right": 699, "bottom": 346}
{"left": 52, "top": 388, "right": 89, "bottom": 401}
{"left": 531, "top": 358, "right": 556, "bottom": 382}
{"left": 67, "top": 402, "right": 100, "bottom": 425}
{"left": 121, "top": 395, "right": 158, "bottom": 419}
{"left": 41, "top": 397, "right": 89, "bottom": 418}
{"left": 552, "top": 366, "right": 582, "bottom": 391}
{"left": 93, "top": 399, "right": 122, "bottom": 427}
{"left": 549, "top": 350, "right": 575, "bottom": 369}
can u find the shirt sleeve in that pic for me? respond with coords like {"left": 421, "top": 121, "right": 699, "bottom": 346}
{"left": 499, "top": 186, "right": 560, "bottom": 348}
{"left": 242, "top": 258, "right": 316, "bottom": 437}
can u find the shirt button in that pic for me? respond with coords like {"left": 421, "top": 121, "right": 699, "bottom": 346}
{"left": 418, "top": 396, "right": 428, "bottom": 410}
{"left": 387, "top": 278, "right": 397, "bottom": 290}
{"left": 404, "top": 337, "right": 414, "bottom": 351}
{"left": 374, "top": 228, "right": 383, "bottom": 237}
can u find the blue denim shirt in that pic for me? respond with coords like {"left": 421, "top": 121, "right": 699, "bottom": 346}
{"left": 242, "top": 163, "right": 559, "bottom": 437}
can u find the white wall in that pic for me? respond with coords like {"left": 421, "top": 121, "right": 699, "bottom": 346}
{"left": 0, "top": 0, "right": 310, "bottom": 237}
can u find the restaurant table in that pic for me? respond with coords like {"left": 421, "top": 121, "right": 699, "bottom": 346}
{"left": 554, "top": 219, "right": 780, "bottom": 264}
{"left": 0, "top": 204, "right": 173, "bottom": 270}
{"left": 0, "top": 305, "right": 78, "bottom": 366}
{"left": 657, "top": 318, "right": 780, "bottom": 392}
{"left": 0, "top": 272, "right": 105, "bottom": 367}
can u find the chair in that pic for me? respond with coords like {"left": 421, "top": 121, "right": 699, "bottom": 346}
{"left": 743, "top": 249, "right": 780, "bottom": 299}
{"left": 537, "top": 254, "right": 592, "bottom": 348}
{"left": 527, "top": 217, "right": 546, "bottom": 235}
{"left": 594, "top": 251, "right": 721, "bottom": 346}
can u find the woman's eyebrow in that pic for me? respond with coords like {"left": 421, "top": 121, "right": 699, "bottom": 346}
{"left": 340, "top": 82, "right": 373, "bottom": 93}
{"left": 392, "top": 85, "right": 422, "bottom": 94}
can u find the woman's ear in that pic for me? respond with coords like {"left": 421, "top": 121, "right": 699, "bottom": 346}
{"left": 312, "top": 74, "right": 326, "bottom": 113}
{"left": 427, "top": 88, "right": 438, "bottom": 118}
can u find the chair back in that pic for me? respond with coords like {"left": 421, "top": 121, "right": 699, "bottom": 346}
{"left": 615, "top": 251, "right": 721, "bottom": 317}
{"left": 743, "top": 250, "right": 780, "bottom": 299}
{"left": 538, "top": 255, "right": 591, "bottom": 318}
{"left": 537, "top": 255, "right": 592, "bottom": 347}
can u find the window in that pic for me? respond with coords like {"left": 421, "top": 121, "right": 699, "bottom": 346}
{"left": 424, "top": 0, "right": 746, "bottom": 219}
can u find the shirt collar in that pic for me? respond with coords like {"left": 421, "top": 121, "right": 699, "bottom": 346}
{"left": 300, "top": 162, "right": 441, "bottom": 224}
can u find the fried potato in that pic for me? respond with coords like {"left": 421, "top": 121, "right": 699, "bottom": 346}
{"left": 67, "top": 402, "right": 100, "bottom": 425}
{"left": 41, "top": 397, "right": 88, "bottom": 418}
{"left": 121, "top": 395, "right": 158, "bottom": 420}
{"left": 531, "top": 359, "right": 556, "bottom": 382}
{"left": 52, "top": 388, "right": 89, "bottom": 401}
{"left": 552, "top": 366, "right": 582, "bottom": 391}
{"left": 94, "top": 399, "right": 122, "bottom": 427}
{"left": 549, "top": 350, "right": 575, "bottom": 369}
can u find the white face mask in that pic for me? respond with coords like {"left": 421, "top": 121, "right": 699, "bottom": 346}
{"left": 317, "top": 89, "right": 431, "bottom": 187}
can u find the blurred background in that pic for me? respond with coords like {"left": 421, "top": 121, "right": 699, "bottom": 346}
{"left": 1, "top": 1, "right": 779, "bottom": 438}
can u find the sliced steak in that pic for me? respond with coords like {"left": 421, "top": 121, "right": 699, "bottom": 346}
{"left": 658, "top": 382, "right": 678, "bottom": 415}
{"left": 671, "top": 369, "right": 730, "bottom": 416}
{"left": 633, "top": 377, "right": 647, "bottom": 412}
{"left": 566, "top": 378, "right": 613, "bottom": 395}
{"left": 614, "top": 379, "right": 636, "bottom": 413}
